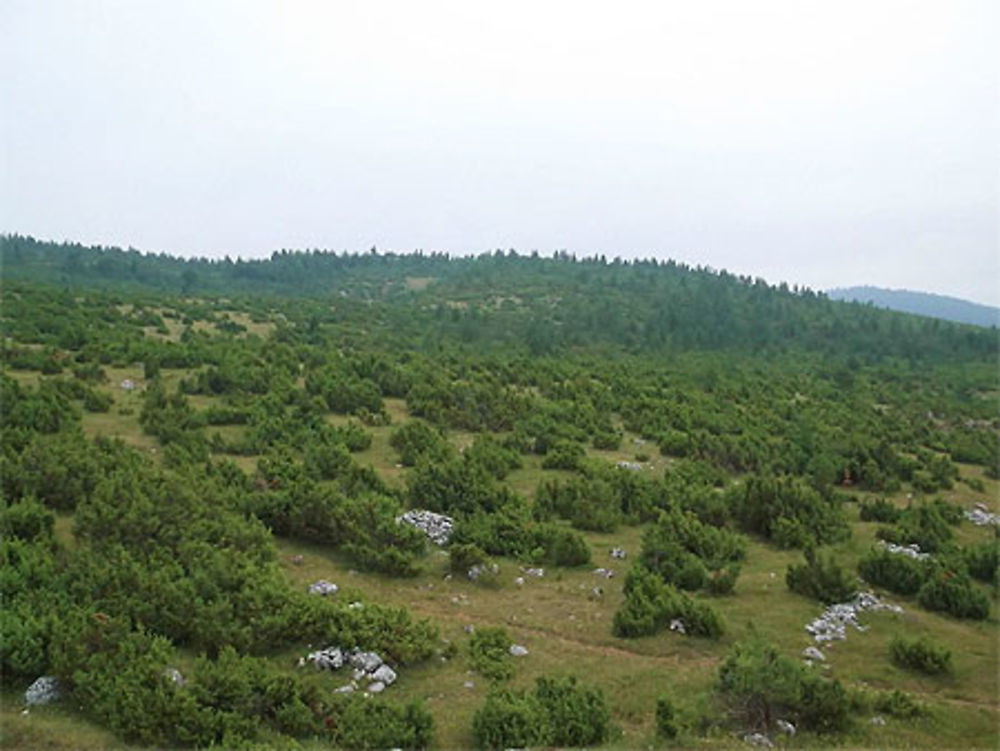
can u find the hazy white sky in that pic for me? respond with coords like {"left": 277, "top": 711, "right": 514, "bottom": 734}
{"left": 2, "top": 1, "right": 997, "bottom": 304}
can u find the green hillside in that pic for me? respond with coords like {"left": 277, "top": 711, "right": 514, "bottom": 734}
{"left": 1, "top": 236, "right": 997, "bottom": 750}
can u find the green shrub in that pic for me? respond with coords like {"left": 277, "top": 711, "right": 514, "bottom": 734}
{"left": 0, "top": 496, "right": 55, "bottom": 541}
{"left": 389, "top": 420, "right": 449, "bottom": 466}
{"left": 716, "top": 633, "right": 851, "bottom": 734}
{"left": 541, "top": 440, "right": 586, "bottom": 470}
{"left": 534, "top": 675, "right": 611, "bottom": 747}
{"left": 468, "top": 627, "right": 514, "bottom": 682}
{"left": 472, "top": 687, "right": 549, "bottom": 750}
{"left": 857, "top": 548, "right": 929, "bottom": 596}
{"left": 450, "top": 543, "right": 490, "bottom": 573}
{"left": 876, "top": 501, "right": 955, "bottom": 554}
{"left": 889, "top": 635, "right": 952, "bottom": 675}
{"left": 917, "top": 572, "right": 990, "bottom": 620}
{"left": 329, "top": 694, "right": 434, "bottom": 750}
{"left": 471, "top": 675, "right": 611, "bottom": 750}
{"left": 872, "top": 688, "right": 926, "bottom": 718}
{"left": 859, "top": 497, "right": 901, "bottom": 523}
{"left": 786, "top": 546, "right": 858, "bottom": 604}
{"left": 82, "top": 388, "right": 113, "bottom": 413}
{"left": 964, "top": 540, "right": 1000, "bottom": 586}
{"left": 656, "top": 696, "right": 678, "bottom": 739}
{"left": 613, "top": 567, "right": 725, "bottom": 639}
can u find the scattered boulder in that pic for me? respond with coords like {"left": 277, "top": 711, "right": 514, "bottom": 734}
{"left": 367, "top": 681, "right": 386, "bottom": 694}
{"left": 776, "top": 719, "right": 796, "bottom": 736}
{"left": 163, "top": 667, "right": 185, "bottom": 687}
{"left": 592, "top": 567, "right": 615, "bottom": 578}
{"left": 371, "top": 664, "right": 397, "bottom": 686}
{"left": 589, "top": 586, "right": 604, "bottom": 600}
{"left": 801, "top": 646, "right": 825, "bottom": 662}
{"left": 871, "top": 716, "right": 887, "bottom": 726}
{"left": 468, "top": 563, "right": 499, "bottom": 582}
{"left": 524, "top": 567, "right": 544, "bottom": 578}
{"left": 805, "top": 591, "right": 902, "bottom": 644}
{"left": 348, "top": 601, "right": 364, "bottom": 610}
{"left": 616, "top": 461, "right": 643, "bottom": 471}
{"left": 396, "top": 509, "right": 455, "bottom": 545}
{"left": 514, "top": 576, "right": 525, "bottom": 586}
{"left": 307, "top": 646, "right": 345, "bottom": 670}
{"left": 876, "top": 540, "right": 929, "bottom": 560}
{"left": 509, "top": 644, "right": 529, "bottom": 657}
{"left": 669, "top": 619, "right": 687, "bottom": 635}
{"left": 349, "top": 649, "right": 383, "bottom": 673}
{"left": 965, "top": 508, "right": 1000, "bottom": 527}
{"left": 24, "top": 676, "right": 61, "bottom": 706}
{"left": 610, "top": 547, "right": 627, "bottom": 560}
{"left": 743, "top": 732, "right": 774, "bottom": 747}
{"left": 308, "top": 579, "right": 339, "bottom": 595}
{"left": 335, "top": 684, "right": 355, "bottom": 693}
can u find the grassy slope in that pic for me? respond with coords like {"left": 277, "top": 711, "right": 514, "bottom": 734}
{"left": 3, "top": 359, "right": 998, "bottom": 750}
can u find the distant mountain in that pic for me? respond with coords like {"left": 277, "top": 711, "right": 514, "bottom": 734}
{"left": 827, "top": 286, "right": 999, "bottom": 328}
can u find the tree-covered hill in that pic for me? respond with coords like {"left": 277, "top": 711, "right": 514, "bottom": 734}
{"left": 1, "top": 234, "right": 995, "bottom": 363}
{"left": 828, "top": 286, "right": 1000, "bottom": 328}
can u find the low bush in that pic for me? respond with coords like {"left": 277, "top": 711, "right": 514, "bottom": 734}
{"left": 656, "top": 696, "right": 678, "bottom": 739}
{"left": 786, "top": 546, "right": 858, "bottom": 604}
{"left": 468, "top": 627, "right": 514, "bottom": 682}
{"left": 964, "top": 540, "right": 999, "bottom": 586}
{"left": 889, "top": 635, "right": 952, "bottom": 675}
{"left": 472, "top": 675, "right": 610, "bottom": 750}
{"left": 857, "top": 548, "right": 929, "bottom": 596}
{"left": 613, "top": 567, "right": 725, "bottom": 639}
{"left": 917, "top": 572, "right": 990, "bottom": 620}
{"left": 872, "top": 688, "right": 926, "bottom": 718}
{"left": 716, "top": 632, "right": 851, "bottom": 734}
{"left": 859, "top": 497, "right": 901, "bottom": 523}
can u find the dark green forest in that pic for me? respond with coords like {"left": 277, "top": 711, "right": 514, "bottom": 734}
{"left": 1, "top": 234, "right": 997, "bottom": 750}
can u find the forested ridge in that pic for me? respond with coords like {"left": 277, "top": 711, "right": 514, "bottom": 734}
{"left": 2, "top": 233, "right": 995, "bottom": 360}
{"left": 1, "top": 234, "right": 997, "bottom": 750}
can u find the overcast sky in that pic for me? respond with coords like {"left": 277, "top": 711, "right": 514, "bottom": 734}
{"left": 2, "top": 1, "right": 997, "bottom": 304}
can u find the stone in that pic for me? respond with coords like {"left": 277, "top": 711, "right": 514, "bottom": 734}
{"left": 24, "top": 676, "right": 61, "bottom": 706}
{"left": 290, "top": 554, "right": 304, "bottom": 566}
{"left": 396, "top": 509, "right": 455, "bottom": 545}
{"left": 743, "top": 732, "right": 774, "bottom": 747}
{"left": 871, "top": 715, "right": 886, "bottom": 726}
{"left": 514, "top": 576, "right": 525, "bottom": 586}
{"left": 802, "top": 646, "right": 825, "bottom": 662}
{"left": 592, "top": 567, "right": 614, "bottom": 578}
{"left": 805, "top": 591, "right": 902, "bottom": 644}
{"left": 509, "top": 644, "right": 529, "bottom": 657}
{"left": 876, "top": 540, "right": 928, "bottom": 560}
{"left": 589, "top": 586, "right": 604, "bottom": 600}
{"left": 367, "top": 681, "right": 386, "bottom": 694}
{"left": 965, "top": 508, "right": 1000, "bottom": 527}
{"left": 669, "top": 619, "right": 686, "bottom": 635}
{"left": 776, "top": 719, "right": 796, "bottom": 736}
{"left": 163, "top": 667, "right": 185, "bottom": 687}
{"left": 308, "top": 579, "right": 339, "bottom": 595}
{"left": 610, "top": 547, "right": 627, "bottom": 559}
{"left": 348, "top": 601, "right": 364, "bottom": 610}
{"left": 616, "top": 461, "right": 642, "bottom": 471}
{"left": 463, "top": 624, "right": 475, "bottom": 634}
{"left": 524, "top": 567, "right": 544, "bottom": 578}
{"left": 349, "top": 649, "right": 383, "bottom": 673}
{"left": 308, "top": 646, "right": 345, "bottom": 670}
{"left": 464, "top": 681, "right": 475, "bottom": 689}
{"left": 372, "top": 664, "right": 397, "bottom": 686}
{"left": 335, "top": 684, "right": 355, "bottom": 693}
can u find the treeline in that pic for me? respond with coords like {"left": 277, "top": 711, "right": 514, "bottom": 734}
{"left": 2, "top": 234, "right": 996, "bottom": 361}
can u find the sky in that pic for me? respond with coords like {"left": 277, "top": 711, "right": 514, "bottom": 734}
{"left": 2, "top": 1, "right": 997, "bottom": 305}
